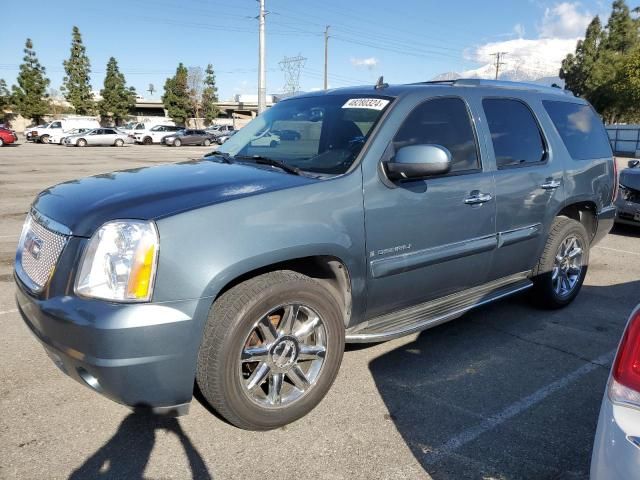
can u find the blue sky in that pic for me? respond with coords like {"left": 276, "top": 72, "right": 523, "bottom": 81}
{"left": 0, "top": 0, "right": 610, "bottom": 100}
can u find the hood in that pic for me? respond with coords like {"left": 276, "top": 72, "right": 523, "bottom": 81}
{"left": 620, "top": 167, "right": 640, "bottom": 192}
{"left": 33, "top": 158, "right": 317, "bottom": 237}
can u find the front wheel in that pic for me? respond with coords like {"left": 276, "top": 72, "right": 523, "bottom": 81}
{"left": 114, "top": 138, "right": 124, "bottom": 147}
{"left": 196, "top": 270, "right": 345, "bottom": 430}
{"left": 0, "top": 138, "right": 4, "bottom": 147}
{"left": 531, "top": 216, "right": 589, "bottom": 309}
{"left": 203, "top": 138, "right": 211, "bottom": 146}
{"left": 76, "top": 138, "right": 87, "bottom": 147}
{"left": 173, "top": 138, "right": 182, "bottom": 147}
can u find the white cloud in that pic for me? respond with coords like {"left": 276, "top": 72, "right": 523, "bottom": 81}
{"left": 350, "top": 57, "right": 379, "bottom": 70}
{"left": 539, "top": 2, "right": 592, "bottom": 38}
{"left": 514, "top": 23, "right": 526, "bottom": 38}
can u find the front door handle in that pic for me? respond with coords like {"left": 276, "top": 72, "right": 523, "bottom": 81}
{"left": 540, "top": 179, "right": 561, "bottom": 190}
{"left": 464, "top": 192, "right": 493, "bottom": 205}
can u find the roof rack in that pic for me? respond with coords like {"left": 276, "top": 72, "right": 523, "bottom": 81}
{"left": 412, "top": 78, "right": 574, "bottom": 96}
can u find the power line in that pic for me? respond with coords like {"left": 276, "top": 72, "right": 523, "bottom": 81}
{"left": 490, "top": 52, "right": 508, "bottom": 80}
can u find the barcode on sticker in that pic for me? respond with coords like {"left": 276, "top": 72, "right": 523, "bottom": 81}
{"left": 342, "top": 98, "right": 390, "bottom": 110}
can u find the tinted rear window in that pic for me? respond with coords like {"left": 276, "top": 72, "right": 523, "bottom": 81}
{"left": 542, "top": 101, "right": 612, "bottom": 160}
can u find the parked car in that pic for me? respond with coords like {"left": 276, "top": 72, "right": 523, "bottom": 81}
{"left": 63, "top": 128, "right": 133, "bottom": 147}
{"left": 163, "top": 129, "right": 216, "bottom": 146}
{"left": 134, "top": 125, "right": 183, "bottom": 145}
{"left": 247, "top": 130, "right": 280, "bottom": 147}
{"left": 30, "top": 117, "right": 100, "bottom": 144}
{"left": 206, "top": 124, "right": 235, "bottom": 137}
{"left": 14, "top": 79, "right": 616, "bottom": 431}
{"left": 0, "top": 127, "right": 18, "bottom": 146}
{"left": 615, "top": 159, "right": 640, "bottom": 227}
{"left": 25, "top": 124, "right": 46, "bottom": 142}
{"left": 272, "top": 129, "right": 301, "bottom": 141}
{"left": 216, "top": 129, "right": 237, "bottom": 145}
{"left": 48, "top": 128, "right": 92, "bottom": 145}
{"left": 590, "top": 304, "right": 640, "bottom": 480}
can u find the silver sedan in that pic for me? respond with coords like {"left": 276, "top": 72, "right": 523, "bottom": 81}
{"left": 63, "top": 128, "right": 133, "bottom": 147}
{"left": 591, "top": 304, "right": 640, "bottom": 480}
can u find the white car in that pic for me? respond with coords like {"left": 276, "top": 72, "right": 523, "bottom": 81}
{"left": 591, "top": 304, "right": 640, "bottom": 480}
{"left": 47, "top": 128, "right": 92, "bottom": 145}
{"left": 134, "top": 125, "right": 183, "bottom": 145}
{"left": 63, "top": 128, "right": 133, "bottom": 147}
{"left": 30, "top": 117, "right": 100, "bottom": 144}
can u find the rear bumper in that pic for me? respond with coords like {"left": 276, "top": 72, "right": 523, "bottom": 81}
{"left": 15, "top": 278, "right": 207, "bottom": 414}
{"left": 592, "top": 206, "right": 616, "bottom": 245}
{"left": 590, "top": 393, "right": 640, "bottom": 480}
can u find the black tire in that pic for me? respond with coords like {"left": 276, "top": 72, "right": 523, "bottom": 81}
{"left": 174, "top": 138, "right": 182, "bottom": 147}
{"left": 531, "top": 216, "right": 590, "bottom": 309}
{"left": 76, "top": 138, "right": 87, "bottom": 147}
{"left": 114, "top": 138, "right": 124, "bottom": 147}
{"left": 40, "top": 135, "right": 49, "bottom": 144}
{"left": 196, "top": 270, "right": 345, "bottom": 430}
{"left": 143, "top": 136, "right": 153, "bottom": 145}
{"left": 203, "top": 138, "right": 211, "bottom": 147}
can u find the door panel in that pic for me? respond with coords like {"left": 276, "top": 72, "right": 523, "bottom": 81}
{"left": 363, "top": 96, "right": 496, "bottom": 319}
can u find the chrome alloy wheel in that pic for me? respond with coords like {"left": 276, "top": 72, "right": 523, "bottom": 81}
{"left": 552, "top": 235, "right": 583, "bottom": 297}
{"left": 239, "top": 304, "right": 327, "bottom": 408}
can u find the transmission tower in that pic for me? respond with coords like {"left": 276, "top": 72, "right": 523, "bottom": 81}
{"left": 279, "top": 54, "right": 307, "bottom": 95}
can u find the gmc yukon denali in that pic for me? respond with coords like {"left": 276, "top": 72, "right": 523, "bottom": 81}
{"left": 14, "top": 79, "right": 616, "bottom": 430}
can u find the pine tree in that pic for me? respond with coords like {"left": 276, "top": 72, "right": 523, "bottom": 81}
{"left": 604, "top": 0, "right": 639, "bottom": 53}
{"left": 202, "top": 64, "right": 220, "bottom": 125}
{"left": 62, "top": 26, "right": 94, "bottom": 114}
{"left": 0, "top": 79, "right": 11, "bottom": 112}
{"left": 560, "top": 17, "right": 603, "bottom": 97}
{"left": 11, "top": 39, "right": 50, "bottom": 123}
{"left": 98, "top": 57, "right": 136, "bottom": 125}
{"left": 162, "top": 63, "right": 190, "bottom": 125}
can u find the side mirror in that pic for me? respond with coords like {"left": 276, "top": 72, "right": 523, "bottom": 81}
{"left": 385, "top": 144, "right": 452, "bottom": 180}
{"left": 628, "top": 160, "right": 640, "bottom": 169}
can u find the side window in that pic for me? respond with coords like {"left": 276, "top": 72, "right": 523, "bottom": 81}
{"left": 104, "top": 129, "right": 116, "bottom": 135}
{"left": 542, "top": 100, "right": 612, "bottom": 160}
{"left": 393, "top": 97, "right": 480, "bottom": 173}
{"left": 483, "top": 98, "right": 546, "bottom": 168}
{"left": 50, "top": 122, "right": 62, "bottom": 128}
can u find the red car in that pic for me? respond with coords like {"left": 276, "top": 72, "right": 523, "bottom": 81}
{"left": 0, "top": 127, "right": 18, "bottom": 146}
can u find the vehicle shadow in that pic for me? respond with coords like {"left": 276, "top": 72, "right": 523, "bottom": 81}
{"left": 68, "top": 412, "right": 212, "bottom": 480}
{"left": 610, "top": 223, "right": 640, "bottom": 238}
{"left": 368, "top": 281, "right": 639, "bottom": 479}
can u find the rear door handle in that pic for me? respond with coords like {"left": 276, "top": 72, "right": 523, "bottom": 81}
{"left": 464, "top": 192, "right": 493, "bottom": 205}
{"left": 540, "top": 179, "right": 561, "bottom": 190}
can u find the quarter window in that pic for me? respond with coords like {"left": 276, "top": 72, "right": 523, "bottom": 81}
{"left": 542, "top": 100, "right": 612, "bottom": 160}
{"left": 483, "top": 98, "right": 546, "bottom": 168}
{"left": 393, "top": 97, "right": 480, "bottom": 173}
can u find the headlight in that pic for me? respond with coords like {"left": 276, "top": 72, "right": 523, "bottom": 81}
{"left": 75, "top": 220, "right": 159, "bottom": 302}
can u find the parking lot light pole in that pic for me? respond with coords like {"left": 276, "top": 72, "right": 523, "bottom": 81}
{"left": 258, "top": 0, "right": 266, "bottom": 114}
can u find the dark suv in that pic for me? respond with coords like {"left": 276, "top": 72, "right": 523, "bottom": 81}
{"left": 14, "top": 79, "right": 616, "bottom": 430}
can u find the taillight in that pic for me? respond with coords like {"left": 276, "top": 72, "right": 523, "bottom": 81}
{"left": 609, "top": 307, "right": 640, "bottom": 408}
{"left": 612, "top": 158, "right": 619, "bottom": 203}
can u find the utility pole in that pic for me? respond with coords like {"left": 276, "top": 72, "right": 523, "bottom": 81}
{"left": 324, "top": 25, "right": 330, "bottom": 90}
{"left": 491, "top": 52, "right": 507, "bottom": 80}
{"left": 257, "top": 0, "right": 267, "bottom": 114}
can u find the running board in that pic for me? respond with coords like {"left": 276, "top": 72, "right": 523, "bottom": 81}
{"left": 345, "top": 272, "right": 532, "bottom": 343}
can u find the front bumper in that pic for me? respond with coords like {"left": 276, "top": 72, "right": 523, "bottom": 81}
{"left": 615, "top": 197, "right": 640, "bottom": 227}
{"left": 15, "top": 277, "right": 206, "bottom": 414}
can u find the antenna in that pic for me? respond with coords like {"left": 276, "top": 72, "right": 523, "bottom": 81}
{"left": 375, "top": 76, "right": 388, "bottom": 90}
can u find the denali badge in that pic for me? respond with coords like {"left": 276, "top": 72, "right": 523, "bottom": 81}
{"left": 24, "top": 231, "right": 43, "bottom": 260}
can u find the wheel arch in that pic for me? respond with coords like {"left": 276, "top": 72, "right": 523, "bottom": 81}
{"left": 556, "top": 200, "right": 598, "bottom": 242}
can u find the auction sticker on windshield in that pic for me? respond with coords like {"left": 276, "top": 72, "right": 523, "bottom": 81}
{"left": 342, "top": 98, "right": 390, "bottom": 110}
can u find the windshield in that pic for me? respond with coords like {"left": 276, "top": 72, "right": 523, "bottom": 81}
{"left": 218, "top": 94, "right": 392, "bottom": 175}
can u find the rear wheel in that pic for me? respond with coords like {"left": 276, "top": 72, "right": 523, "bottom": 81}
{"left": 174, "top": 138, "right": 182, "bottom": 147}
{"left": 197, "top": 270, "right": 345, "bottom": 430}
{"left": 76, "top": 138, "right": 87, "bottom": 147}
{"left": 531, "top": 216, "right": 589, "bottom": 309}
{"left": 203, "top": 138, "right": 211, "bottom": 146}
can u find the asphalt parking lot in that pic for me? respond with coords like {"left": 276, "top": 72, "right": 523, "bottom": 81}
{"left": 1, "top": 142, "right": 639, "bottom": 480}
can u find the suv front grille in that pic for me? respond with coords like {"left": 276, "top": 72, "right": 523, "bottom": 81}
{"left": 16, "top": 214, "right": 68, "bottom": 292}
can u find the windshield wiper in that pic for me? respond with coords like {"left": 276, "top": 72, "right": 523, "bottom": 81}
{"left": 204, "top": 150, "right": 234, "bottom": 164}
{"left": 233, "top": 155, "right": 302, "bottom": 176}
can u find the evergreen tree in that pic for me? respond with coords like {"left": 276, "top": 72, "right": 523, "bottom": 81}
{"left": 0, "top": 79, "right": 11, "bottom": 112}
{"left": 162, "top": 63, "right": 190, "bottom": 125}
{"left": 202, "top": 64, "right": 220, "bottom": 125}
{"left": 604, "top": 0, "right": 639, "bottom": 53}
{"left": 62, "top": 26, "right": 94, "bottom": 114}
{"left": 11, "top": 39, "right": 50, "bottom": 123}
{"left": 98, "top": 57, "right": 136, "bottom": 125}
{"left": 560, "top": 17, "right": 603, "bottom": 97}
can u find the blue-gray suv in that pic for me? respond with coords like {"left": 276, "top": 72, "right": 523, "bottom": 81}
{"left": 14, "top": 79, "right": 616, "bottom": 430}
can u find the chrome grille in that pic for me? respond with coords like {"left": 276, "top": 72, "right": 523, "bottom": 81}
{"left": 16, "top": 214, "right": 68, "bottom": 291}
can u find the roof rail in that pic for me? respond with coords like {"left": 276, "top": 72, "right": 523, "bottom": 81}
{"left": 412, "top": 78, "right": 574, "bottom": 96}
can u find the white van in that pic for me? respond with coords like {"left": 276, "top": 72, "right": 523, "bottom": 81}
{"left": 32, "top": 117, "right": 100, "bottom": 144}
